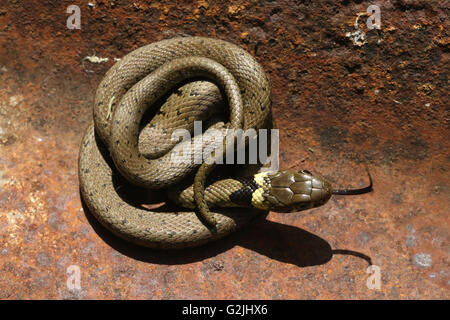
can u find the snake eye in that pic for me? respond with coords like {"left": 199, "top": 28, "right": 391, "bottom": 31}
{"left": 303, "top": 170, "right": 311, "bottom": 175}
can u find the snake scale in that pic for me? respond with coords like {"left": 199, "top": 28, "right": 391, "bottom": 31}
{"left": 78, "top": 36, "right": 345, "bottom": 249}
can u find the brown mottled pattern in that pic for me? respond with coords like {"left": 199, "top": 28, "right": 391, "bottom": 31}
{"left": 79, "top": 37, "right": 271, "bottom": 248}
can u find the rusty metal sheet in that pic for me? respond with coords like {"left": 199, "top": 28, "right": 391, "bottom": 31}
{"left": 0, "top": 0, "right": 448, "bottom": 299}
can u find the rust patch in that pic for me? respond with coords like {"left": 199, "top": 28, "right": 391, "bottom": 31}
{"left": 0, "top": 0, "right": 448, "bottom": 299}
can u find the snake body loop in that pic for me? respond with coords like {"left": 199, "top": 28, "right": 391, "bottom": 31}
{"left": 79, "top": 37, "right": 273, "bottom": 248}
{"left": 79, "top": 37, "right": 374, "bottom": 249}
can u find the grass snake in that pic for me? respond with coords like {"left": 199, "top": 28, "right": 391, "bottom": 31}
{"left": 78, "top": 37, "right": 371, "bottom": 249}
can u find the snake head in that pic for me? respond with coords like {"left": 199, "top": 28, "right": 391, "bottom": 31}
{"left": 265, "top": 169, "right": 332, "bottom": 213}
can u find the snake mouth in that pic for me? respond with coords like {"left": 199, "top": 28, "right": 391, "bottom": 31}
{"left": 273, "top": 202, "right": 315, "bottom": 213}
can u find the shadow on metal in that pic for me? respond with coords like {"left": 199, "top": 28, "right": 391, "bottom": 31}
{"left": 81, "top": 192, "right": 372, "bottom": 268}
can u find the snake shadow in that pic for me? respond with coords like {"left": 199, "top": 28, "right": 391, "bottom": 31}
{"left": 81, "top": 195, "right": 371, "bottom": 267}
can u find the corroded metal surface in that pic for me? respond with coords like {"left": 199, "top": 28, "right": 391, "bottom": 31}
{"left": 0, "top": 0, "right": 448, "bottom": 299}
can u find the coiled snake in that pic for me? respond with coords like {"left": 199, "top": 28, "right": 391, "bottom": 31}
{"left": 78, "top": 37, "right": 371, "bottom": 249}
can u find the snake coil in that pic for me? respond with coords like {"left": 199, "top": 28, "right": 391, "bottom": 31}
{"left": 79, "top": 37, "right": 273, "bottom": 248}
{"left": 79, "top": 37, "right": 373, "bottom": 249}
